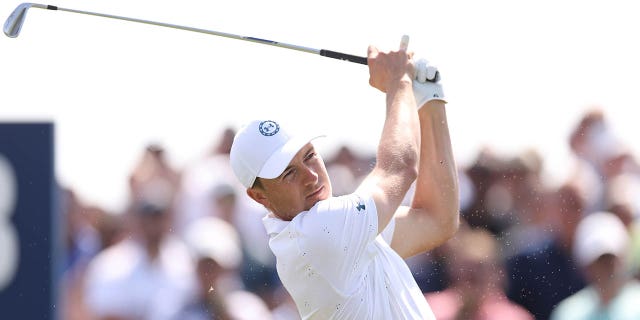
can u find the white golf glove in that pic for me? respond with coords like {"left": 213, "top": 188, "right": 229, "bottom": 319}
{"left": 412, "top": 58, "right": 445, "bottom": 108}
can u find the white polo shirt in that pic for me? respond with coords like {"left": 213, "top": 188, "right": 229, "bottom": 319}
{"left": 263, "top": 192, "right": 435, "bottom": 320}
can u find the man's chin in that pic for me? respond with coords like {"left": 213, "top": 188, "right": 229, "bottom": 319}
{"left": 306, "top": 187, "right": 330, "bottom": 209}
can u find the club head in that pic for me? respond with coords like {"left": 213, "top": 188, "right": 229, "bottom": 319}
{"left": 4, "top": 3, "right": 47, "bottom": 38}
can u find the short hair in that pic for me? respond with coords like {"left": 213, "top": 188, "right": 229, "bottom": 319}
{"left": 251, "top": 177, "right": 264, "bottom": 190}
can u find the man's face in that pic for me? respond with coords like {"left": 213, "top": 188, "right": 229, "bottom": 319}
{"left": 249, "top": 143, "right": 332, "bottom": 220}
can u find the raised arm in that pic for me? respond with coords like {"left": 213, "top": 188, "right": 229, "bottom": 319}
{"left": 356, "top": 39, "right": 421, "bottom": 235}
{"left": 390, "top": 64, "right": 460, "bottom": 258}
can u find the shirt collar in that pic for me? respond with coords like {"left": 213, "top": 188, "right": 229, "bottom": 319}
{"left": 262, "top": 213, "right": 289, "bottom": 236}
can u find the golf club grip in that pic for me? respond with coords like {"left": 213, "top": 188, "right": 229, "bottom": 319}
{"left": 320, "top": 49, "right": 367, "bottom": 65}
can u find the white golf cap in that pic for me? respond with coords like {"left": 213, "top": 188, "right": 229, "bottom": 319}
{"left": 573, "top": 211, "right": 630, "bottom": 267}
{"left": 230, "top": 119, "right": 323, "bottom": 188}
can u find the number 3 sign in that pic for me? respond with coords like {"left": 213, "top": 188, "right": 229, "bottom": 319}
{"left": 0, "top": 123, "right": 56, "bottom": 319}
{"left": 0, "top": 155, "right": 18, "bottom": 290}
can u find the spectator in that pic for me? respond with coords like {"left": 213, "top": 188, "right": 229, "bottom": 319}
{"left": 175, "top": 127, "right": 243, "bottom": 233}
{"left": 550, "top": 211, "right": 640, "bottom": 319}
{"left": 60, "top": 187, "right": 102, "bottom": 272}
{"left": 129, "top": 144, "right": 181, "bottom": 205}
{"left": 567, "top": 109, "right": 626, "bottom": 213}
{"left": 569, "top": 109, "right": 621, "bottom": 173}
{"left": 83, "top": 185, "right": 196, "bottom": 320}
{"left": 605, "top": 173, "right": 640, "bottom": 279}
{"left": 59, "top": 187, "right": 101, "bottom": 320}
{"left": 426, "top": 226, "right": 534, "bottom": 320}
{"left": 176, "top": 216, "right": 273, "bottom": 320}
{"left": 506, "top": 184, "right": 587, "bottom": 319}
{"left": 462, "top": 148, "right": 508, "bottom": 235}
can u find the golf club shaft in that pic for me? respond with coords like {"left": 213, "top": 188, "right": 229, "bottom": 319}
{"left": 11, "top": 4, "right": 368, "bottom": 65}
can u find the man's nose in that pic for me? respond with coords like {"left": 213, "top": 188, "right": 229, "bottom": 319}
{"left": 301, "top": 165, "right": 318, "bottom": 185}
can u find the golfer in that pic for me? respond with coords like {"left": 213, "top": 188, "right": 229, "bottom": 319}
{"left": 230, "top": 37, "right": 459, "bottom": 319}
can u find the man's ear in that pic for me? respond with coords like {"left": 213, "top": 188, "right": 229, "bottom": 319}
{"left": 246, "top": 188, "right": 270, "bottom": 208}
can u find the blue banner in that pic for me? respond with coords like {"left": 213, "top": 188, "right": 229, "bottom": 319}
{"left": 0, "top": 123, "right": 58, "bottom": 320}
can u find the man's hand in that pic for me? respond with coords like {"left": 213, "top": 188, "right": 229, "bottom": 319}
{"left": 367, "top": 36, "right": 414, "bottom": 93}
{"left": 412, "top": 58, "right": 446, "bottom": 108}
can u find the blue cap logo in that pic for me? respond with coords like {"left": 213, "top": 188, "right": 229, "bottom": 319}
{"left": 259, "top": 120, "right": 279, "bottom": 136}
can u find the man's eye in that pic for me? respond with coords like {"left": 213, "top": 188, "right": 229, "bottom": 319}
{"left": 305, "top": 152, "right": 316, "bottom": 160}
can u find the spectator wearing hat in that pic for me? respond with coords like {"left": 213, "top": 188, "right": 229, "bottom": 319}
{"left": 175, "top": 216, "right": 273, "bottom": 320}
{"left": 550, "top": 211, "right": 640, "bottom": 320}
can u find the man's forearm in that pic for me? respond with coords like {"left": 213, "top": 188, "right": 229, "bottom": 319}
{"left": 412, "top": 100, "right": 459, "bottom": 230}
{"left": 377, "top": 79, "right": 420, "bottom": 179}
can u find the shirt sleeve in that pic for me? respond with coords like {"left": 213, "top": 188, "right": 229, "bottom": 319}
{"left": 294, "top": 192, "right": 378, "bottom": 286}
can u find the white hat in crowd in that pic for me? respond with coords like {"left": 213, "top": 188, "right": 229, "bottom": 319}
{"left": 230, "top": 119, "right": 323, "bottom": 188}
{"left": 573, "top": 211, "right": 630, "bottom": 267}
{"left": 184, "top": 216, "right": 242, "bottom": 269}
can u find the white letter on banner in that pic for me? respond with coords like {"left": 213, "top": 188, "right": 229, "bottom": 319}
{"left": 0, "top": 155, "right": 19, "bottom": 291}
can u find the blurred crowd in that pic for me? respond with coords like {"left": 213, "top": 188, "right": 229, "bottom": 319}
{"left": 59, "top": 109, "right": 640, "bottom": 320}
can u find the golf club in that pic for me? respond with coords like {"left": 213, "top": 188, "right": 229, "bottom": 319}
{"left": 4, "top": 2, "right": 368, "bottom": 65}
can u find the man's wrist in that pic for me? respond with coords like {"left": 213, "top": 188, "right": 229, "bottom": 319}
{"left": 386, "top": 77, "right": 413, "bottom": 94}
{"left": 413, "top": 81, "right": 446, "bottom": 109}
